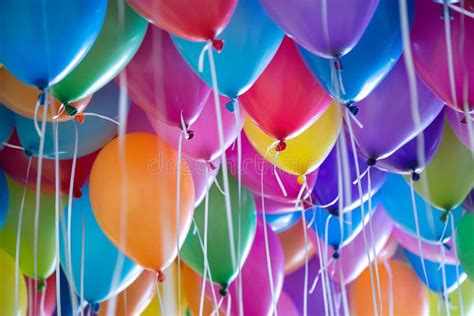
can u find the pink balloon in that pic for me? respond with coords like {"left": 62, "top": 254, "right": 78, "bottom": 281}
{"left": 277, "top": 291, "right": 300, "bottom": 315}
{"left": 256, "top": 196, "right": 299, "bottom": 215}
{"left": 26, "top": 274, "right": 56, "bottom": 316}
{"left": 127, "top": 103, "right": 156, "bottom": 134}
{"left": 227, "top": 132, "right": 318, "bottom": 203}
{"left": 392, "top": 225, "right": 458, "bottom": 265}
{"left": 446, "top": 107, "right": 474, "bottom": 151}
{"left": 122, "top": 25, "right": 211, "bottom": 128}
{"left": 149, "top": 94, "right": 244, "bottom": 162}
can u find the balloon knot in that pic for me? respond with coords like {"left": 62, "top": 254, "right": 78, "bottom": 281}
{"left": 366, "top": 158, "right": 377, "bottom": 167}
{"left": 219, "top": 284, "right": 228, "bottom": 297}
{"left": 64, "top": 103, "right": 78, "bottom": 116}
{"left": 38, "top": 90, "right": 47, "bottom": 105}
{"left": 346, "top": 104, "right": 359, "bottom": 116}
{"left": 226, "top": 98, "right": 238, "bottom": 113}
{"left": 443, "top": 242, "right": 452, "bottom": 251}
{"left": 23, "top": 148, "right": 34, "bottom": 158}
{"left": 297, "top": 175, "right": 306, "bottom": 185}
{"left": 440, "top": 6, "right": 454, "bottom": 20}
{"left": 73, "top": 188, "right": 82, "bottom": 199}
{"left": 208, "top": 161, "right": 217, "bottom": 170}
{"left": 212, "top": 38, "right": 224, "bottom": 52}
{"left": 460, "top": 116, "right": 467, "bottom": 124}
{"left": 332, "top": 245, "right": 340, "bottom": 259}
{"left": 74, "top": 113, "right": 85, "bottom": 124}
{"left": 333, "top": 57, "right": 343, "bottom": 71}
{"left": 440, "top": 211, "right": 449, "bottom": 222}
{"left": 91, "top": 303, "right": 100, "bottom": 313}
{"left": 275, "top": 139, "right": 286, "bottom": 152}
{"left": 37, "top": 280, "right": 45, "bottom": 292}
{"left": 411, "top": 170, "right": 421, "bottom": 182}
{"left": 185, "top": 130, "right": 195, "bottom": 140}
{"left": 157, "top": 271, "right": 166, "bottom": 283}
{"left": 328, "top": 208, "right": 340, "bottom": 217}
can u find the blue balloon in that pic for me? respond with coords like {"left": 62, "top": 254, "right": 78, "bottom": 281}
{"left": 15, "top": 81, "right": 128, "bottom": 159}
{"left": 0, "top": 104, "right": 14, "bottom": 147}
{"left": 404, "top": 248, "right": 466, "bottom": 294}
{"left": 379, "top": 174, "right": 463, "bottom": 242}
{"left": 0, "top": 0, "right": 106, "bottom": 88}
{"left": 264, "top": 211, "right": 301, "bottom": 233}
{"left": 59, "top": 184, "right": 141, "bottom": 304}
{"left": 0, "top": 169, "right": 8, "bottom": 229}
{"left": 171, "top": 0, "right": 283, "bottom": 98}
{"left": 297, "top": 0, "right": 414, "bottom": 105}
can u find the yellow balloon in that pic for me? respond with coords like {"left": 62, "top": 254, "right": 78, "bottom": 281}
{"left": 0, "top": 249, "right": 28, "bottom": 316}
{"left": 244, "top": 101, "right": 342, "bottom": 177}
{"left": 429, "top": 279, "right": 474, "bottom": 316}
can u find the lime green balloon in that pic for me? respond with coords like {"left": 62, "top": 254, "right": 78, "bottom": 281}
{"left": 429, "top": 279, "right": 474, "bottom": 315}
{"left": 457, "top": 213, "right": 474, "bottom": 281}
{"left": 181, "top": 172, "right": 257, "bottom": 289}
{"left": 0, "top": 249, "right": 27, "bottom": 316}
{"left": 414, "top": 120, "right": 474, "bottom": 210}
{"left": 51, "top": 0, "right": 147, "bottom": 105}
{"left": 0, "top": 178, "right": 58, "bottom": 279}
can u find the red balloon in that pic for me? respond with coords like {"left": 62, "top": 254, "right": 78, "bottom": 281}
{"left": 26, "top": 274, "right": 56, "bottom": 316}
{"left": 126, "top": 0, "right": 237, "bottom": 42}
{"left": 0, "top": 131, "right": 97, "bottom": 197}
{"left": 240, "top": 36, "right": 331, "bottom": 142}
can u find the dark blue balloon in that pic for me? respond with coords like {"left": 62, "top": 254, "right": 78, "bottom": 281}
{"left": 379, "top": 174, "right": 463, "bottom": 242}
{"left": 404, "top": 248, "right": 466, "bottom": 294}
{"left": 0, "top": 104, "right": 14, "bottom": 147}
{"left": 297, "top": 0, "right": 414, "bottom": 104}
{"left": 263, "top": 211, "right": 301, "bottom": 233}
{"left": 0, "top": 0, "right": 106, "bottom": 88}
{"left": 55, "top": 268, "right": 81, "bottom": 316}
{"left": 0, "top": 169, "right": 8, "bottom": 229}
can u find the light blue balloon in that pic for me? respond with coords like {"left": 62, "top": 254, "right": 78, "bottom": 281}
{"left": 0, "top": 169, "right": 8, "bottom": 229}
{"left": 297, "top": 0, "right": 414, "bottom": 105}
{"left": 0, "top": 0, "right": 106, "bottom": 88}
{"left": 59, "top": 184, "right": 141, "bottom": 303}
{"left": 379, "top": 174, "right": 463, "bottom": 243}
{"left": 0, "top": 105, "right": 14, "bottom": 147}
{"left": 263, "top": 211, "right": 301, "bottom": 233}
{"left": 404, "top": 248, "right": 466, "bottom": 294}
{"left": 15, "top": 81, "right": 128, "bottom": 159}
{"left": 171, "top": 0, "right": 283, "bottom": 98}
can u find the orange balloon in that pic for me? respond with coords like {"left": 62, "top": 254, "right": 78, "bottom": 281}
{"left": 278, "top": 219, "right": 317, "bottom": 275}
{"left": 349, "top": 260, "right": 429, "bottom": 316}
{"left": 0, "top": 67, "right": 90, "bottom": 121}
{"left": 99, "top": 270, "right": 156, "bottom": 316}
{"left": 90, "top": 132, "right": 195, "bottom": 272}
{"left": 182, "top": 262, "right": 215, "bottom": 316}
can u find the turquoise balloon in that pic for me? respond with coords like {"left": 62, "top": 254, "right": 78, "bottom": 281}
{"left": 59, "top": 184, "right": 141, "bottom": 303}
{"left": 379, "top": 174, "right": 463, "bottom": 243}
{"left": 171, "top": 0, "right": 283, "bottom": 98}
{"left": 0, "top": 105, "right": 14, "bottom": 146}
{"left": 298, "top": 0, "right": 414, "bottom": 104}
{"left": 15, "top": 81, "right": 128, "bottom": 159}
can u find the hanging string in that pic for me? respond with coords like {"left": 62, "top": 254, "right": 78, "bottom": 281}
{"left": 175, "top": 131, "right": 183, "bottom": 316}
{"left": 449, "top": 212, "right": 465, "bottom": 316}
{"left": 323, "top": 214, "right": 335, "bottom": 316}
{"left": 440, "top": 243, "right": 451, "bottom": 316}
{"left": 2, "top": 142, "right": 26, "bottom": 151}
{"left": 312, "top": 217, "right": 329, "bottom": 315}
{"left": 80, "top": 214, "right": 86, "bottom": 316}
{"left": 382, "top": 258, "right": 394, "bottom": 316}
{"left": 81, "top": 112, "right": 120, "bottom": 125}
{"left": 273, "top": 152, "right": 288, "bottom": 197}
{"left": 213, "top": 176, "right": 226, "bottom": 195}
{"left": 39, "top": 279, "right": 47, "bottom": 316}
{"left": 155, "top": 277, "right": 165, "bottom": 316}
{"left": 199, "top": 168, "right": 211, "bottom": 316}
{"left": 449, "top": 3, "right": 474, "bottom": 18}
{"left": 338, "top": 263, "right": 350, "bottom": 316}
{"left": 226, "top": 293, "right": 232, "bottom": 316}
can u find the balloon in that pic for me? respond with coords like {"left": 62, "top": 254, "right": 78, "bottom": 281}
{"left": 350, "top": 58, "right": 444, "bottom": 161}
{"left": 0, "top": 132, "right": 97, "bottom": 197}
{"left": 413, "top": 121, "right": 474, "bottom": 211}
{"left": 0, "top": 169, "right": 8, "bottom": 229}
{"left": 376, "top": 110, "right": 445, "bottom": 176}
{"left": 239, "top": 36, "right": 331, "bottom": 142}
{"left": 411, "top": 0, "right": 474, "bottom": 113}
{"left": 99, "top": 270, "right": 156, "bottom": 316}
{"left": 256, "top": 197, "right": 302, "bottom": 215}
{"left": 457, "top": 213, "right": 474, "bottom": 281}
{"left": 182, "top": 263, "right": 214, "bottom": 316}
{"left": 277, "top": 219, "right": 316, "bottom": 275}
{"left": 244, "top": 101, "right": 341, "bottom": 176}
{"left": 171, "top": 0, "right": 284, "bottom": 98}
{"left": 0, "top": 0, "right": 106, "bottom": 88}
{"left": 0, "top": 178, "right": 57, "bottom": 279}
{"left": 51, "top": 0, "right": 147, "bottom": 105}
{"left": 0, "top": 68, "right": 91, "bottom": 121}
{"left": 181, "top": 171, "right": 256, "bottom": 289}
{"left": 276, "top": 291, "right": 299, "bottom": 316}
{"left": 227, "top": 132, "right": 318, "bottom": 203}
{"left": 26, "top": 273, "right": 56, "bottom": 316}
{"left": 429, "top": 279, "right": 474, "bottom": 316}
{"left": 0, "top": 104, "right": 14, "bottom": 145}
{"left": 265, "top": 211, "right": 301, "bottom": 233}
{"left": 349, "top": 260, "right": 429, "bottom": 315}
{"left": 379, "top": 174, "right": 463, "bottom": 242}
{"left": 0, "top": 249, "right": 28, "bottom": 316}
{"left": 392, "top": 225, "right": 458, "bottom": 265}
{"left": 404, "top": 248, "right": 467, "bottom": 294}
{"left": 57, "top": 267, "right": 80, "bottom": 316}
{"left": 298, "top": 0, "right": 414, "bottom": 104}
{"left": 260, "top": 0, "right": 377, "bottom": 58}
{"left": 464, "top": 190, "right": 474, "bottom": 213}
{"left": 15, "top": 81, "right": 126, "bottom": 159}
{"left": 150, "top": 95, "right": 244, "bottom": 162}
{"left": 90, "top": 132, "right": 195, "bottom": 272}
{"left": 122, "top": 26, "right": 210, "bottom": 129}
{"left": 59, "top": 184, "right": 142, "bottom": 303}
{"left": 185, "top": 158, "right": 220, "bottom": 207}
{"left": 126, "top": 0, "right": 236, "bottom": 42}
{"left": 446, "top": 107, "right": 474, "bottom": 151}
{"left": 312, "top": 141, "right": 387, "bottom": 214}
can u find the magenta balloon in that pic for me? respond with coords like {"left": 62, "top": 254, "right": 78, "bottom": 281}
{"left": 392, "top": 225, "right": 458, "bottom": 265}
{"left": 227, "top": 132, "right": 318, "bottom": 203}
{"left": 277, "top": 291, "right": 299, "bottom": 315}
{"left": 122, "top": 25, "right": 211, "bottom": 128}
{"left": 446, "top": 107, "right": 474, "bottom": 151}
{"left": 411, "top": 0, "right": 474, "bottom": 113}
{"left": 256, "top": 196, "right": 300, "bottom": 215}
{"left": 352, "top": 58, "right": 444, "bottom": 161}
{"left": 127, "top": 103, "right": 156, "bottom": 134}
{"left": 260, "top": 0, "right": 378, "bottom": 58}
{"left": 149, "top": 94, "right": 244, "bottom": 162}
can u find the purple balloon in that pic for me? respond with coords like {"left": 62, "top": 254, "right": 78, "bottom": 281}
{"left": 446, "top": 107, "right": 474, "bottom": 151}
{"left": 351, "top": 58, "right": 444, "bottom": 161}
{"left": 376, "top": 109, "right": 445, "bottom": 176}
{"left": 260, "top": 0, "right": 378, "bottom": 58}
{"left": 463, "top": 190, "right": 474, "bottom": 213}
{"left": 312, "top": 141, "right": 386, "bottom": 214}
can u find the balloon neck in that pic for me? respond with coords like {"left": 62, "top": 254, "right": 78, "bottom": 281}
{"left": 219, "top": 284, "right": 228, "bottom": 297}
{"left": 64, "top": 103, "right": 78, "bottom": 116}
{"left": 208, "top": 161, "right": 217, "bottom": 171}
{"left": 460, "top": 116, "right": 467, "bottom": 124}
{"left": 332, "top": 245, "right": 340, "bottom": 259}
{"left": 275, "top": 139, "right": 287, "bottom": 152}
{"left": 37, "top": 279, "right": 45, "bottom": 292}
{"left": 345, "top": 103, "right": 359, "bottom": 116}
{"left": 226, "top": 98, "right": 238, "bottom": 113}
{"left": 411, "top": 170, "right": 421, "bottom": 182}
{"left": 440, "top": 210, "right": 450, "bottom": 222}
{"left": 328, "top": 208, "right": 339, "bottom": 217}
{"left": 366, "top": 158, "right": 377, "bottom": 167}
{"left": 157, "top": 270, "right": 166, "bottom": 283}
{"left": 442, "top": 242, "right": 452, "bottom": 251}
{"left": 184, "top": 129, "right": 194, "bottom": 140}
{"left": 73, "top": 188, "right": 83, "bottom": 199}
{"left": 90, "top": 303, "right": 100, "bottom": 313}
{"left": 440, "top": 5, "right": 454, "bottom": 20}
{"left": 38, "top": 89, "right": 48, "bottom": 105}
{"left": 74, "top": 113, "right": 85, "bottom": 124}
{"left": 333, "top": 57, "right": 343, "bottom": 71}
{"left": 23, "top": 148, "right": 34, "bottom": 158}
{"left": 297, "top": 174, "right": 306, "bottom": 185}
{"left": 211, "top": 38, "right": 224, "bottom": 53}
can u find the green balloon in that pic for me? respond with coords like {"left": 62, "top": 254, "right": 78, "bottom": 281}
{"left": 181, "top": 172, "right": 257, "bottom": 290}
{"left": 414, "top": 120, "right": 474, "bottom": 211}
{"left": 457, "top": 213, "right": 474, "bottom": 281}
{"left": 0, "top": 178, "right": 59, "bottom": 279}
{"left": 429, "top": 279, "right": 474, "bottom": 315}
{"left": 51, "top": 0, "right": 147, "bottom": 105}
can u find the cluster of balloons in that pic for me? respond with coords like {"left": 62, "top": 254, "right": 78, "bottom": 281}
{"left": 0, "top": 0, "right": 473, "bottom": 315}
